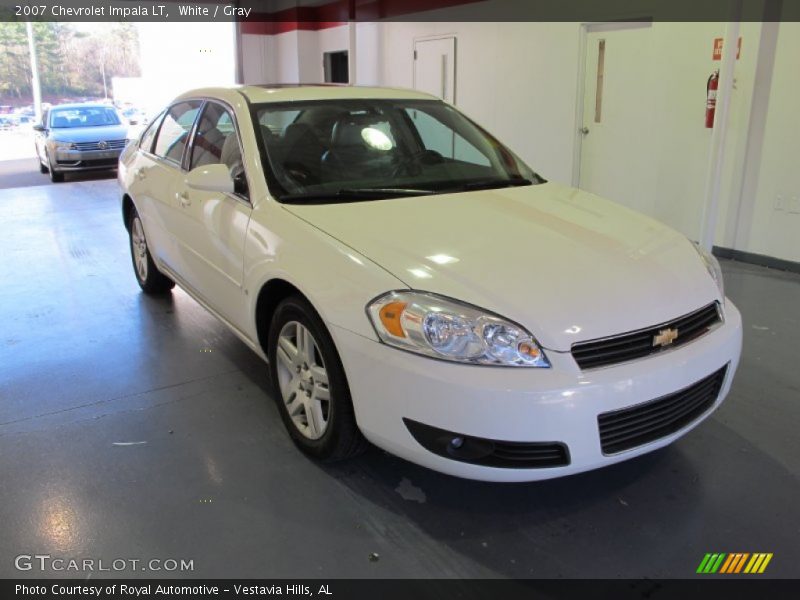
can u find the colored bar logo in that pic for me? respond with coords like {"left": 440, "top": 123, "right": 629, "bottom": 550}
{"left": 696, "top": 553, "right": 773, "bottom": 574}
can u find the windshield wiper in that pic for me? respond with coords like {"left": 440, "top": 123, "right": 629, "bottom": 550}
{"left": 281, "top": 187, "right": 436, "bottom": 203}
{"left": 449, "top": 177, "right": 534, "bottom": 192}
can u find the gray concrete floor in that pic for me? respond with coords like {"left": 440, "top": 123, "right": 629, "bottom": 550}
{"left": 0, "top": 178, "right": 798, "bottom": 579}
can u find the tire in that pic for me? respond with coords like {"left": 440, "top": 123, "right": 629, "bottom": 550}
{"left": 128, "top": 209, "right": 175, "bottom": 294}
{"left": 267, "top": 296, "right": 367, "bottom": 461}
{"left": 39, "top": 159, "right": 48, "bottom": 174}
{"left": 47, "top": 155, "right": 64, "bottom": 183}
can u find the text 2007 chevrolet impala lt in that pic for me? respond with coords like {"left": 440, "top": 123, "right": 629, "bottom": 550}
{"left": 118, "top": 85, "right": 742, "bottom": 482}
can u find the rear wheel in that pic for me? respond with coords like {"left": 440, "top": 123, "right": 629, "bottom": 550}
{"left": 39, "top": 159, "right": 47, "bottom": 174}
{"left": 268, "top": 296, "right": 366, "bottom": 461}
{"left": 128, "top": 209, "right": 174, "bottom": 294}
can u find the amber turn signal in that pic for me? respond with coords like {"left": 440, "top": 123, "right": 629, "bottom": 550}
{"left": 379, "top": 301, "right": 407, "bottom": 338}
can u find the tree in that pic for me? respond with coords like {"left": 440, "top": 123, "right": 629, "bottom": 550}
{"left": 0, "top": 22, "right": 141, "bottom": 104}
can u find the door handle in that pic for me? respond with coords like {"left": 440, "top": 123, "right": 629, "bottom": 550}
{"left": 177, "top": 191, "right": 191, "bottom": 207}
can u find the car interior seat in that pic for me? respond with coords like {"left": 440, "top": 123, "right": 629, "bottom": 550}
{"left": 281, "top": 123, "right": 325, "bottom": 185}
{"left": 322, "top": 115, "right": 394, "bottom": 181}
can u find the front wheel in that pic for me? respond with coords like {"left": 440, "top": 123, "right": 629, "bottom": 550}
{"left": 47, "top": 154, "right": 64, "bottom": 182}
{"left": 128, "top": 209, "right": 174, "bottom": 294}
{"left": 268, "top": 296, "right": 366, "bottom": 461}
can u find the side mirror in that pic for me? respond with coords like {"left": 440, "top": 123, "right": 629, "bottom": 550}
{"left": 33, "top": 124, "right": 45, "bottom": 132}
{"left": 185, "top": 163, "right": 234, "bottom": 194}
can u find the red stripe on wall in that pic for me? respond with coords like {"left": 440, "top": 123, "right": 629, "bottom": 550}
{"left": 240, "top": 0, "right": 482, "bottom": 36}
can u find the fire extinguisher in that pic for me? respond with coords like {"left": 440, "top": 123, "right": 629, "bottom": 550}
{"left": 706, "top": 70, "right": 719, "bottom": 128}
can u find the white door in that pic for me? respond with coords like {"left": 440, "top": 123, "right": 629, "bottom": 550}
{"left": 172, "top": 101, "right": 252, "bottom": 332}
{"left": 578, "top": 24, "right": 658, "bottom": 215}
{"left": 414, "top": 37, "right": 456, "bottom": 103}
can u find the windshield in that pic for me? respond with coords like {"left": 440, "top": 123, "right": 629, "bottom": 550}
{"left": 50, "top": 106, "right": 122, "bottom": 128}
{"left": 252, "top": 99, "right": 542, "bottom": 202}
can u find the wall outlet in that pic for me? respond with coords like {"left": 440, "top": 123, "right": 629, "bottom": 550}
{"left": 789, "top": 196, "right": 800, "bottom": 214}
{"left": 774, "top": 195, "right": 785, "bottom": 211}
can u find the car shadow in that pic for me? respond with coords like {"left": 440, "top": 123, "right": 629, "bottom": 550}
{"left": 58, "top": 169, "right": 118, "bottom": 183}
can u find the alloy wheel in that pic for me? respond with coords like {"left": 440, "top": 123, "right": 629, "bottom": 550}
{"left": 130, "top": 217, "right": 149, "bottom": 282}
{"left": 275, "top": 320, "right": 331, "bottom": 440}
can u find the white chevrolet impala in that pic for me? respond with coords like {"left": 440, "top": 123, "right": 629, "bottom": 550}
{"left": 118, "top": 85, "right": 742, "bottom": 482}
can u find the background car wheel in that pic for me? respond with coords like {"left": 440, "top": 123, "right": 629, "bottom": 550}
{"left": 47, "top": 156, "right": 64, "bottom": 183}
{"left": 128, "top": 210, "right": 175, "bottom": 294}
{"left": 39, "top": 159, "right": 48, "bottom": 174}
{"left": 268, "top": 296, "right": 367, "bottom": 461}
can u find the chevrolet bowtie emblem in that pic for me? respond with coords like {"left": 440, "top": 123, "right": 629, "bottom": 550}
{"left": 653, "top": 327, "right": 679, "bottom": 347}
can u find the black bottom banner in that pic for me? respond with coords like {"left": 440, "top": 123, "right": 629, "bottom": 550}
{"left": 3, "top": 579, "right": 799, "bottom": 600}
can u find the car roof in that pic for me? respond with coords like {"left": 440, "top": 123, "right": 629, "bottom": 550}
{"left": 174, "top": 84, "right": 439, "bottom": 106}
{"left": 49, "top": 103, "right": 118, "bottom": 111}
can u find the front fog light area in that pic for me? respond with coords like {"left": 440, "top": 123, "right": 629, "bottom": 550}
{"left": 368, "top": 291, "right": 550, "bottom": 367}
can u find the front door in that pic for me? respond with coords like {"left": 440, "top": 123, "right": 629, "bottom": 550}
{"left": 172, "top": 100, "right": 252, "bottom": 332}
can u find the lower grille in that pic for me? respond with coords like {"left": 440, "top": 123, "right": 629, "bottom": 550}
{"left": 404, "top": 418, "right": 569, "bottom": 469}
{"left": 56, "top": 158, "right": 119, "bottom": 168}
{"left": 598, "top": 365, "right": 728, "bottom": 454}
{"left": 572, "top": 303, "right": 722, "bottom": 370}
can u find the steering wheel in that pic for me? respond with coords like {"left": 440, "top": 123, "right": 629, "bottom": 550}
{"left": 283, "top": 162, "right": 317, "bottom": 185}
{"left": 391, "top": 149, "right": 444, "bottom": 178}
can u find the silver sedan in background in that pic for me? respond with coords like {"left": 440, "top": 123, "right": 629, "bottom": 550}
{"left": 34, "top": 103, "right": 131, "bottom": 182}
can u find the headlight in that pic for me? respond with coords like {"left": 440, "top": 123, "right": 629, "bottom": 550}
{"left": 53, "top": 142, "right": 74, "bottom": 151}
{"left": 694, "top": 242, "right": 724, "bottom": 298}
{"left": 367, "top": 291, "right": 550, "bottom": 367}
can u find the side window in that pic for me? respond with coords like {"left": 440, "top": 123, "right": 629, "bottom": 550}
{"left": 153, "top": 101, "right": 202, "bottom": 165}
{"left": 139, "top": 111, "right": 164, "bottom": 154}
{"left": 404, "top": 108, "right": 491, "bottom": 167}
{"left": 190, "top": 102, "right": 248, "bottom": 198}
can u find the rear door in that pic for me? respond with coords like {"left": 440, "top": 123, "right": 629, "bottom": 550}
{"left": 145, "top": 100, "right": 203, "bottom": 275}
{"left": 126, "top": 111, "right": 168, "bottom": 262}
{"left": 172, "top": 100, "right": 252, "bottom": 331}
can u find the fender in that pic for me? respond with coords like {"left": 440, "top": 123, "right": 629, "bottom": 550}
{"left": 242, "top": 200, "right": 409, "bottom": 344}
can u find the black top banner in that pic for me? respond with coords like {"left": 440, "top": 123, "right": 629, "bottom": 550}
{"left": 0, "top": 0, "right": 797, "bottom": 23}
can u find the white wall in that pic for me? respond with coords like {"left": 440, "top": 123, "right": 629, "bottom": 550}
{"left": 242, "top": 26, "right": 351, "bottom": 85}
{"left": 745, "top": 22, "right": 800, "bottom": 262}
{"left": 367, "top": 21, "right": 582, "bottom": 184}
{"left": 242, "top": 33, "right": 276, "bottom": 83}
{"left": 239, "top": 18, "right": 799, "bottom": 263}
{"left": 138, "top": 20, "right": 236, "bottom": 115}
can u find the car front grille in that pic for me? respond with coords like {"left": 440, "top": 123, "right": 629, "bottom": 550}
{"left": 71, "top": 139, "right": 127, "bottom": 151}
{"left": 598, "top": 365, "right": 728, "bottom": 454}
{"left": 571, "top": 303, "right": 721, "bottom": 370}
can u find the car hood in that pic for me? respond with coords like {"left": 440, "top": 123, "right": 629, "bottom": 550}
{"left": 49, "top": 124, "right": 129, "bottom": 142}
{"left": 283, "top": 182, "right": 721, "bottom": 351}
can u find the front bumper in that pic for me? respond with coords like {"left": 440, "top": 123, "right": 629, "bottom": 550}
{"left": 52, "top": 148, "right": 123, "bottom": 172}
{"left": 331, "top": 298, "right": 742, "bottom": 482}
